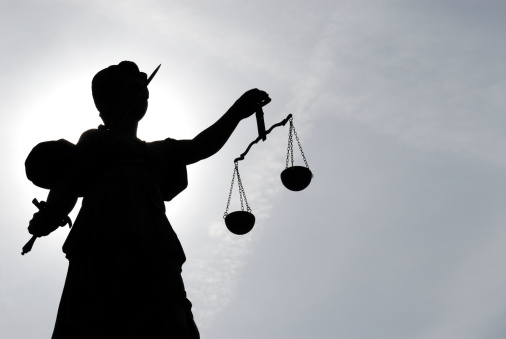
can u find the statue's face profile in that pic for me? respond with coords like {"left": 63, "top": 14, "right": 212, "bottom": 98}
{"left": 122, "top": 72, "right": 149, "bottom": 122}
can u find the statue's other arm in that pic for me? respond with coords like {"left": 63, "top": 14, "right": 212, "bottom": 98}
{"left": 27, "top": 130, "right": 100, "bottom": 237}
{"left": 27, "top": 162, "right": 81, "bottom": 237}
{"left": 43, "top": 130, "right": 100, "bottom": 216}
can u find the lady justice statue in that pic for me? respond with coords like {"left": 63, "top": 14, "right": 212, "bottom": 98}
{"left": 24, "top": 61, "right": 270, "bottom": 339}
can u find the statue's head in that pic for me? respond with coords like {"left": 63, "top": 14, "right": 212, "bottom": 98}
{"left": 92, "top": 61, "right": 148, "bottom": 128}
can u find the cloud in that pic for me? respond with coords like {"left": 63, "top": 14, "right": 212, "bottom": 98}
{"left": 295, "top": 1, "right": 506, "bottom": 166}
{"left": 183, "top": 220, "right": 255, "bottom": 328}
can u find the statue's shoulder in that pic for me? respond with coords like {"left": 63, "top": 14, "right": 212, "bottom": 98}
{"left": 77, "top": 128, "right": 107, "bottom": 148}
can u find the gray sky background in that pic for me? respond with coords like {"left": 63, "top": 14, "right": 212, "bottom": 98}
{"left": 1, "top": 0, "right": 506, "bottom": 338}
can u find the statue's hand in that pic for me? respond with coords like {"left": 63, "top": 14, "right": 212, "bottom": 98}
{"left": 28, "top": 202, "right": 69, "bottom": 237}
{"left": 230, "top": 89, "right": 270, "bottom": 120}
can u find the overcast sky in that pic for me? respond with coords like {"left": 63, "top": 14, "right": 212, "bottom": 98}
{"left": 2, "top": 0, "right": 506, "bottom": 338}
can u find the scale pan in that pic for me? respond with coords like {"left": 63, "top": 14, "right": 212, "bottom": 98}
{"left": 225, "top": 211, "right": 256, "bottom": 235}
{"left": 281, "top": 166, "right": 313, "bottom": 191}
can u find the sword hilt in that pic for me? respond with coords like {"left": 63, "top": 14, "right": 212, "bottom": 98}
{"left": 22, "top": 199, "right": 42, "bottom": 255}
{"left": 255, "top": 97, "right": 271, "bottom": 141}
{"left": 21, "top": 199, "right": 72, "bottom": 255}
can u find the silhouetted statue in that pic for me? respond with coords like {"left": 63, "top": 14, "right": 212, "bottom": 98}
{"left": 25, "top": 61, "right": 270, "bottom": 338}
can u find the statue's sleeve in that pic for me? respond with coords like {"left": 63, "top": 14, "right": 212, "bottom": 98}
{"left": 25, "top": 139, "right": 78, "bottom": 190}
{"left": 146, "top": 138, "right": 188, "bottom": 201}
{"left": 76, "top": 128, "right": 105, "bottom": 151}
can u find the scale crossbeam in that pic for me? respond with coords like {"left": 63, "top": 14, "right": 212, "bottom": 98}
{"left": 234, "top": 113, "right": 292, "bottom": 163}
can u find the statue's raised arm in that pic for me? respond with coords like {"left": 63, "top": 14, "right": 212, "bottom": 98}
{"left": 178, "top": 88, "right": 270, "bottom": 165}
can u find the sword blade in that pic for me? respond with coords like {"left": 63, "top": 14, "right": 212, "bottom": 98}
{"left": 147, "top": 64, "right": 161, "bottom": 86}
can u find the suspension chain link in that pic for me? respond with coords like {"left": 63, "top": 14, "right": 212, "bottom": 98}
{"left": 224, "top": 161, "right": 251, "bottom": 218}
{"left": 224, "top": 163, "right": 236, "bottom": 217}
{"left": 235, "top": 162, "right": 251, "bottom": 212}
{"left": 285, "top": 117, "right": 310, "bottom": 169}
{"left": 285, "top": 118, "right": 294, "bottom": 169}
{"left": 291, "top": 120, "right": 310, "bottom": 169}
